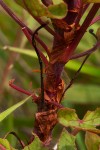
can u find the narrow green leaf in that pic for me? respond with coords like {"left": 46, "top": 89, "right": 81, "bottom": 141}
{"left": 23, "top": 134, "right": 48, "bottom": 150}
{"left": 14, "top": 0, "right": 67, "bottom": 19}
{"left": 0, "top": 138, "right": 16, "bottom": 150}
{"left": 85, "top": 132, "right": 100, "bottom": 150}
{"left": 82, "top": 0, "right": 100, "bottom": 3}
{"left": 58, "top": 128, "right": 76, "bottom": 150}
{"left": 0, "top": 96, "right": 31, "bottom": 122}
{"left": 66, "top": 60, "right": 100, "bottom": 78}
{"left": 63, "top": 84, "right": 100, "bottom": 104}
{"left": 3, "top": 46, "right": 37, "bottom": 58}
{"left": 4, "top": 46, "right": 100, "bottom": 78}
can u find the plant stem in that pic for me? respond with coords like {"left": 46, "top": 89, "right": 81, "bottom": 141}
{"left": 72, "top": 128, "right": 80, "bottom": 136}
{"left": 64, "top": 4, "right": 100, "bottom": 62}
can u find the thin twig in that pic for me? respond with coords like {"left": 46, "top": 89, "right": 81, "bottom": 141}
{"left": 32, "top": 24, "right": 48, "bottom": 108}
{"left": 4, "top": 131, "right": 25, "bottom": 148}
{"left": 60, "top": 54, "right": 90, "bottom": 101}
{"left": 89, "top": 29, "right": 98, "bottom": 40}
{"left": 64, "top": 4, "right": 100, "bottom": 62}
{"left": 22, "top": 27, "right": 49, "bottom": 65}
{"left": 70, "top": 41, "right": 100, "bottom": 60}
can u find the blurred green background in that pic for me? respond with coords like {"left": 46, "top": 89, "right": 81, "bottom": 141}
{"left": 0, "top": 1, "right": 100, "bottom": 149}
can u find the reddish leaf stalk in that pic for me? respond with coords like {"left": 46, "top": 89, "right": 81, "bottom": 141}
{"left": 0, "top": 144, "right": 6, "bottom": 150}
{"left": 74, "top": 2, "right": 84, "bottom": 28}
{"left": 72, "top": 128, "right": 81, "bottom": 136}
{"left": 9, "top": 80, "right": 37, "bottom": 100}
{"left": 90, "top": 15, "right": 100, "bottom": 26}
{"left": 0, "top": 0, "right": 49, "bottom": 53}
{"left": 70, "top": 41, "right": 100, "bottom": 60}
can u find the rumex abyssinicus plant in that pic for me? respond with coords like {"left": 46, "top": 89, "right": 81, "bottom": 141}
{"left": 0, "top": 0, "right": 100, "bottom": 149}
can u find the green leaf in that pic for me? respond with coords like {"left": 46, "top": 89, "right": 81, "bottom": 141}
{"left": 3, "top": 46, "right": 37, "bottom": 58}
{"left": 85, "top": 132, "right": 100, "bottom": 150}
{"left": 66, "top": 60, "right": 100, "bottom": 78}
{"left": 63, "top": 84, "right": 100, "bottom": 104}
{"left": 0, "top": 96, "right": 31, "bottom": 122}
{"left": 57, "top": 108, "right": 100, "bottom": 134}
{"left": 48, "top": 3, "right": 67, "bottom": 19}
{"left": 82, "top": 0, "right": 100, "bottom": 3}
{"left": 82, "top": 108, "right": 100, "bottom": 128}
{"left": 58, "top": 129, "right": 76, "bottom": 150}
{"left": 57, "top": 108, "right": 79, "bottom": 127}
{"left": 4, "top": 46, "right": 100, "bottom": 78}
{"left": 23, "top": 134, "right": 48, "bottom": 150}
{"left": 14, "top": 0, "right": 67, "bottom": 19}
{"left": 0, "top": 138, "right": 16, "bottom": 150}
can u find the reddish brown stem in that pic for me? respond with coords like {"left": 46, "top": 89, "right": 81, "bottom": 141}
{"left": 64, "top": 4, "right": 100, "bottom": 62}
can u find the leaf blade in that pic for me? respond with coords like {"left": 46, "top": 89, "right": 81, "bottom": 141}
{"left": 0, "top": 96, "right": 31, "bottom": 122}
{"left": 14, "top": 0, "right": 67, "bottom": 19}
{"left": 57, "top": 108, "right": 100, "bottom": 134}
{"left": 58, "top": 129, "right": 76, "bottom": 150}
{"left": 23, "top": 134, "right": 48, "bottom": 150}
{"left": 85, "top": 131, "right": 100, "bottom": 150}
